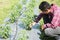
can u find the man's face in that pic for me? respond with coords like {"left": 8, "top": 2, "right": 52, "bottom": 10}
{"left": 42, "top": 9, "right": 51, "bottom": 14}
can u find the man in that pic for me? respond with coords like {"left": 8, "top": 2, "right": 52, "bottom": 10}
{"left": 30, "top": 1, "right": 60, "bottom": 37}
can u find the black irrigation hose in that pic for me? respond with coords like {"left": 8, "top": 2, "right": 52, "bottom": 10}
{"left": 13, "top": 21, "right": 18, "bottom": 40}
{"left": 12, "top": 6, "right": 26, "bottom": 40}
{"left": 12, "top": 12, "right": 23, "bottom": 40}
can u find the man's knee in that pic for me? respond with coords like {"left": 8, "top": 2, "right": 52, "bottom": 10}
{"left": 55, "top": 27, "right": 60, "bottom": 34}
{"left": 44, "top": 28, "right": 55, "bottom": 36}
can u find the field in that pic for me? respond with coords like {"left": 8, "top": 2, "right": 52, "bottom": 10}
{"left": 0, "top": 0, "right": 19, "bottom": 24}
{"left": 0, "top": 0, "right": 60, "bottom": 40}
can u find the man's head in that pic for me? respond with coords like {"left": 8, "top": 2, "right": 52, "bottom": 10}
{"left": 39, "top": 1, "right": 51, "bottom": 14}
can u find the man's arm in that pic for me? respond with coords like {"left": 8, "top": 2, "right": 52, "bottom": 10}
{"left": 34, "top": 13, "right": 43, "bottom": 23}
{"left": 29, "top": 13, "right": 43, "bottom": 28}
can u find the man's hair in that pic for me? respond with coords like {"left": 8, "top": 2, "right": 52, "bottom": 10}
{"left": 39, "top": 1, "right": 51, "bottom": 11}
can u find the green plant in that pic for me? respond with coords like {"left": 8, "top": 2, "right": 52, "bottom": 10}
{"left": 9, "top": 3, "right": 22, "bottom": 23}
{"left": 9, "top": 0, "right": 40, "bottom": 30}
{"left": 20, "top": 0, "right": 38, "bottom": 30}
{"left": 17, "top": 30, "right": 28, "bottom": 40}
{"left": 8, "top": 3, "right": 23, "bottom": 40}
{"left": 0, "top": 24, "right": 11, "bottom": 39}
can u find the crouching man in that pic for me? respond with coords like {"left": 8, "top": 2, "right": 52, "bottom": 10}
{"left": 30, "top": 1, "right": 60, "bottom": 37}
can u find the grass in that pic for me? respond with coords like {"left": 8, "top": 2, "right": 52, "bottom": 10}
{"left": 0, "top": 0, "right": 19, "bottom": 24}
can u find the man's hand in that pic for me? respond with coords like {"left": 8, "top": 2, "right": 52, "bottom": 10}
{"left": 29, "top": 22, "right": 36, "bottom": 28}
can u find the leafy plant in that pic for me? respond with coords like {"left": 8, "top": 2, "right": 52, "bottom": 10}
{"left": 8, "top": 3, "right": 23, "bottom": 40}
{"left": 0, "top": 24, "right": 11, "bottom": 39}
{"left": 20, "top": 0, "right": 37, "bottom": 30}
{"left": 17, "top": 30, "right": 28, "bottom": 40}
{"left": 9, "top": 3, "right": 22, "bottom": 23}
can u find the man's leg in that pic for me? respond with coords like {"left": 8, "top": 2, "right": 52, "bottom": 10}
{"left": 55, "top": 27, "right": 60, "bottom": 34}
{"left": 54, "top": 27, "right": 60, "bottom": 40}
{"left": 44, "top": 28, "right": 58, "bottom": 37}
